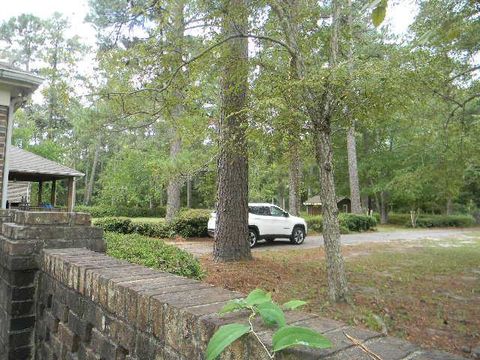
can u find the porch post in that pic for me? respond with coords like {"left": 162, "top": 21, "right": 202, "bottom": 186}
{"left": 67, "top": 177, "right": 75, "bottom": 212}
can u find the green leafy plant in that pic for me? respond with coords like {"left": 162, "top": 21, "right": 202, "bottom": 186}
{"left": 105, "top": 232, "right": 204, "bottom": 279}
{"left": 206, "top": 289, "right": 331, "bottom": 359}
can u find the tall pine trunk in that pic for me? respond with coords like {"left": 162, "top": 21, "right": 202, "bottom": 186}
{"left": 84, "top": 136, "right": 101, "bottom": 205}
{"left": 380, "top": 191, "right": 389, "bottom": 224}
{"left": 166, "top": 133, "right": 182, "bottom": 221}
{"left": 213, "top": 0, "right": 251, "bottom": 262}
{"left": 165, "top": 0, "right": 186, "bottom": 222}
{"left": 288, "top": 144, "right": 301, "bottom": 215}
{"left": 346, "top": 0, "right": 362, "bottom": 214}
{"left": 347, "top": 124, "right": 362, "bottom": 213}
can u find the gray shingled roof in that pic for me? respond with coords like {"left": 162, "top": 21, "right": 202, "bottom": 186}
{"left": 9, "top": 146, "right": 84, "bottom": 180}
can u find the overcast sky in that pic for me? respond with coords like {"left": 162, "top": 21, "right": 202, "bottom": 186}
{"left": 1, "top": 0, "right": 418, "bottom": 46}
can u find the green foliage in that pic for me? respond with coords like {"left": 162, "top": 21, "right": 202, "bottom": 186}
{"left": 170, "top": 209, "right": 211, "bottom": 238}
{"left": 304, "top": 215, "right": 323, "bottom": 233}
{"left": 130, "top": 221, "right": 173, "bottom": 239}
{"left": 387, "top": 213, "right": 475, "bottom": 228}
{"left": 93, "top": 217, "right": 132, "bottom": 233}
{"left": 371, "top": 0, "right": 388, "bottom": 28}
{"left": 93, "top": 217, "right": 173, "bottom": 238}
{"left": 207, "top": 289, "right": 331, "bottom": 359}
{"left": 338, "top": 214, "right": 378, "bottom": 232}
{"left": 75, "top": 205, "right": 166, "bottom": 218}
{"left": 272, "top": 326, "right": 332, "bottom": 352}
{"left": 105, "top": 232, "right": 203, "bottom": 279}
{"left": 304, "top": 214, "right": 377, "bottom": 233}
{"left": 206, "top": 324, "right": 250, "bottom": 360}
{"left": 93, "top": 209, "right": 211, "bottom": 239}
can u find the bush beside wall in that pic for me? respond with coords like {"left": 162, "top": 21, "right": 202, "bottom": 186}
{"left": 170, "top": 209, "right": 211, "bottom": 238}
{"left": 93, "top": 209, "right": 211, "bottom": 239}
{"left": 75, "top": 204, "right": 166, "bottom": 218}
{"left": 105, "top": 232, "right": 204, "bottom": 279}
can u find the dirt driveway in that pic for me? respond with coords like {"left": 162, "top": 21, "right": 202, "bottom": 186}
{"left": 168, "top": 227, "right": 480, "bottom": 256}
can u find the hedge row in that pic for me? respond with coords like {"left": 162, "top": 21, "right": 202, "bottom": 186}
{"left": 304, "top": 213, "right": 377, "bottom": 234}
{"left": 75, "top": 205, "right": 166, "bottom": 218}
{"left": 387, "top": 213, "right": 475, "bottom": 228}
{"left": 93, "top": 209, "right": 212, "bottom": 238}
{"left": 105, "top": 232, "right": 203, "bottom": 279}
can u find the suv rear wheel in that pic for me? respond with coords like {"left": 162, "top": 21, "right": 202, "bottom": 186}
{"left": 249, "top": 228, "right": 258, "bottom": 248}
{"left": 290, "top": 226, "right": 305, "bottom": 245}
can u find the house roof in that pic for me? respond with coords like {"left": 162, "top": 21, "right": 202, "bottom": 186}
{"left": 8, "top": 146, "right": 84, "bottom": 182}
{"left": 0, "top": 62, "right": 43, "bottom": 93}
{"left": 303, "top": 195, "right": 350, "bottom": 206}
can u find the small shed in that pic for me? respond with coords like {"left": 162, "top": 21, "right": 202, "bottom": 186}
{"left": 7, "top": 146, "right": 84, "bottom": 211}
{"left": 303, "top": 195, "right": 351, "bottom": 215}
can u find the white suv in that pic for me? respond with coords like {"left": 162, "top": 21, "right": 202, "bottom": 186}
{"left": 208, "top": 203, "right": 308, "bottom": 247}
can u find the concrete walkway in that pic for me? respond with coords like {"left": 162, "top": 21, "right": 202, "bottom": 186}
{"left": 168, "top": 228, "right": 480, "bottom": 256}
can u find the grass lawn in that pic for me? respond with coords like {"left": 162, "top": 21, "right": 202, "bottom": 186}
{"left": 200, "top": 234, "right": 480, "bottom": 357}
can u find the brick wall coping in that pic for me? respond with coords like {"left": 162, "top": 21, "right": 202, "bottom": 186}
{"left": 40, "top": 248, "right": 465, "bottom": 360}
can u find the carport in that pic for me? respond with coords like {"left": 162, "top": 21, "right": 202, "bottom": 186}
{"left": 7, "top": 146, "right": 84, "bottom": 211}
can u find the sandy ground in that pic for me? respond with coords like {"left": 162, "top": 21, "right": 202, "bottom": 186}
{"left": 167, "top": 227, "right": 480, "bottom": 256}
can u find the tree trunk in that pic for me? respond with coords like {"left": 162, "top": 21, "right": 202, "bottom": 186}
{"left": 347, "top": 124, "right": 362, "bottom": 213}
{"left": 166, "top": 133, "right": 182, "bottom": 221}
{"left": 213, "top": 0, "right": 251, "bottom": 262}
{"left": 446, "top": 197, "right": 453, "bottom": 215}
{"left": 84, "top": 136, "right": 101, "bottom": 205}
{"left": 272, "top": 0, "right": 348, "bottom": 302}
{"left": 314, "top": 118, "right": 349, "bottom": 302}
{"left": 345, "top": 0, "right": 362, "bottom": 214}
{"left": 165, "top": 0, "right": 186, "bottom": 222}
{"left": 380, "top": 191, "right": 389, "bottom": 224}
{"left": 186, "top": 176, "right": 192, "bottom": 208}
{"left": 288, "top": 144, "right": 301, "bottom": 216}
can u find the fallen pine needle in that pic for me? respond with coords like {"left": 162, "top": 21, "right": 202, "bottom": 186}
{"left": 343, "top": 331, "right": 384, "bottom": 360}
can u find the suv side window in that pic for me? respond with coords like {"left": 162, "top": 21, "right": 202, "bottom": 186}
{"left": 270, "top": 206, "right": 286, "bottom": 217}
{"left": 249, "top": 206, "right": 270, "bottom": 216}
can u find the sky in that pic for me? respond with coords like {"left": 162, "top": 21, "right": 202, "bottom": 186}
{"left": 0, "top": 0, "right": 419, "bottom": 99}
{"left": 0, "top": 0, "right": 419, "bottom": 45}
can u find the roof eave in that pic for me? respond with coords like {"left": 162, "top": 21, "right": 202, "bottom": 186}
{"left": 0, "top": 68, "right": 44, "bottom": 94}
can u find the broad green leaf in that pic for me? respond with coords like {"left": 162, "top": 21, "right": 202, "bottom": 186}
{"left": 245, "top": 289, "right": 272, "bottom": 306}
{"left": 282, "top": 300, "right": 307, "bottom": 310}
{"left": 219, "top": 299, "right": 247, "bottom": 315}
{"left": 272, "top": 326, "right": 332, "bottom": 352}
{"left": 371, "top": 1, "right": 387, "bottom": 27}
{"left": 257, "top": 301, "right": 286, "bottom": 327}
{"left": 206, "top": 323, "right": 251, "bottom": 360}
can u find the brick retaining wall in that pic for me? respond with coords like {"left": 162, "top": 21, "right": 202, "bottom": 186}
{"left": 34, "top": 249, "right": 464, "bottom": 360}
{"left": 0, "top": 210, "right": 465, "bottom": 359}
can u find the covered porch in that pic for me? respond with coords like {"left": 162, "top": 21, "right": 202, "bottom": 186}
{"left": 7, "top": 146, "right": 83, "bottom": 211}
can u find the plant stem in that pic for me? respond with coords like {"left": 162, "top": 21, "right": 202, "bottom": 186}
{"left": 248, "top": 311, "right": 275, "bottom": 359}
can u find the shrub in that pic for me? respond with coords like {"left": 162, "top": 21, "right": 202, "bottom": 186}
{"left": 93, "top": 217, "right": 133, "bottom": 233}
{"left": 75, "top": 205, "right": 166, "bottom": 218}
{"left": 170, "top": 209, "right": 212, "bottom": 238}
{"left": 387, "top": 213, "right": 475, "bottom": 228}
{"left": 94, "top": 217, "right": 174, "bottom": 238}
{"left": 105, "top": 232, "right": 204, "bottom": 279}
{"left": 130, "top": 221, "right": 173, "bottom": 238}
{"left": 410, "top": 214, "right": 475, "bottom": 228}
{"left": 304, "top": 216, "right": 323, "bottom": 233}
{"left": 305, "top": 214, "right": 376, "bottom": 233}
{"left": 339, "top": 213, "right": 377, "bottom": 232}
